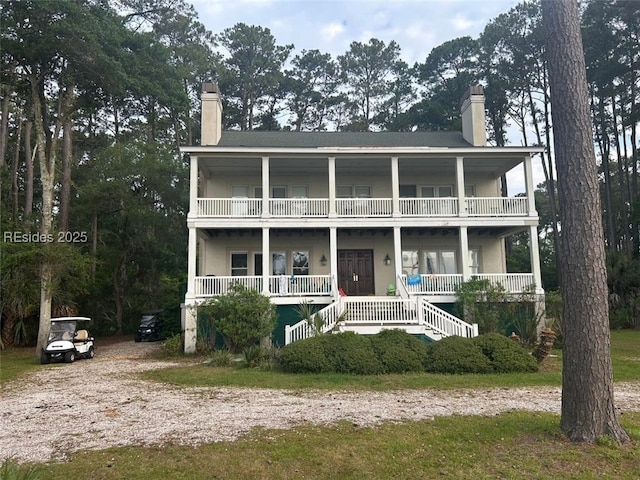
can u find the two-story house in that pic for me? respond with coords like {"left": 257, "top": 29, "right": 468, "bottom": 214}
{"left": 179, "top": 83, "right": 545, "bottom": 353}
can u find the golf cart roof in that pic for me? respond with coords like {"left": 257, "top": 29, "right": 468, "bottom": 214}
{"left": 50, "top": 316, "right": 91, "bottom": 323}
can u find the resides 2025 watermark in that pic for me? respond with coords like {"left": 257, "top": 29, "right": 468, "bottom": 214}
{"left": 3, "top": 231, "right": 88, "bottom": 243}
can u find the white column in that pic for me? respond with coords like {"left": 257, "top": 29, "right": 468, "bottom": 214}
{"left": 262, "top": 156, "right": 270, "bottom": 217}
{"left": 460, "top": 226, "right": 470, "bottom": 281}
{"left": 529, "top": 225, "right": 543, "bottom": 294}
{"left": 189, "top": 155, "right": 199, "bottom": 216}
{"left": 328, "top": 157, "right": 336, "bottom": 217}
{"left": 187, "top": 227, "right": 197, "bottom": 297}
{"left": 183, "top": 303, "right": 197, "bottom": 354}
{"left": 393, "top": 226, "right": 402, "bottom": 280}
{"left": 524, "top": 155, "right": 537, "bottom": 215}
{"left": 330, "top": 227, "right": 337, "bottom": 289}
{"left": 391, "top": 156, "right": 400, "bottom": 217}
{"left": 262, "top": 227, "right": 270, "bottom": 294}
{"left": 456, "top": 156, "right": 467, "bottom": 216}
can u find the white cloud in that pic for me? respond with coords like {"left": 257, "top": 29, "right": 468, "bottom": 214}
{"left": 321, "top": 21, "right": 346, "bottom": 40}
{"left": 451, "top": 13, "right": 474, "bottom": 32}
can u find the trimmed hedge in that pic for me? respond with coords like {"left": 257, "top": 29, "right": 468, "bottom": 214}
{"left": 279, "top": 331, "right": 539, "bottom": 376}
{"left": 472, "top": 333, "right": 538, "bottom": 373}
{"left": 424, "top": 336, "right": 492, "bottom": 374}
{"left": 370, "top": 329, "right": 429, "bottom": 373}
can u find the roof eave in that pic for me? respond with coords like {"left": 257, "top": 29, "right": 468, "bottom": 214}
{"left": 179, "top": 145, "right": 546, "bottom": 155}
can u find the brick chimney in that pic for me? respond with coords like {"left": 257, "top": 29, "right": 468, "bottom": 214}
{"left": 201, "top": 82, "right": 222, "bottom": 145}
{"left": 460, "top": 86, "right": 486, "bottom": 147}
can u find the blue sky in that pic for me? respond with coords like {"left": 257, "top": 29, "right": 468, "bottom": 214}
{"left": 190, "top": 0, "right": 521, "bottom": 63}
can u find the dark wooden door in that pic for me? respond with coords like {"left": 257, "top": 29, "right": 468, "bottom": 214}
{"left": 338, "top": 250, "right": 374, "bottom": 295}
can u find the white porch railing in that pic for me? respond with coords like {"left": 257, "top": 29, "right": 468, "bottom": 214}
{"left": 284, "top": 296, "right": 478, "bottom": 344}
{"left": 194, "top": 274, "right": 333, "bottom": 298}
{"left": 419, "top": 298, "right": 478, "bottom": 338}
{"left": 400, "top": 273, "right": 536, "bottom": 295}
{"left": 400, "top": 198, "right": 458, "bottom": 216}
{"left": 196, "top": 197, "right": 531, "bottom": 218}
{"left": 336, "top": 198, "right": 393, "bottom": 216}
{"left": 470, "top": 274, "right": 535, "bottom": 293}
{"left": 466, "top": 197, "right": 528, "bottom": 216}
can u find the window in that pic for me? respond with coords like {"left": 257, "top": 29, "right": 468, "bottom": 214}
{"left": 424, "top": 250, "right": 457, "bottom": 274}
{"left": 272, "top": 186, "right": 286, "bottom": 198}
{"left": 291, "top": 185, "right": 308, "bottom": 198}
{"left": 272, "top": 252, "right": 286, "bottom": 275}
{"left": 292, "top": 251, "right": 309, "bottom": 275}
{"left": 465, "top": 185, "right": 475, "bottom": 197}
{"left": 337, "top": 185, "right": 371, "bottom": 198}
{"left": 232, "top": 185, "right": 248, "bottom": 198}
{"left": 400, "top": 185, "right": 417, "bottom": 198}
{"left": 231, "top": 252, "right": 248, "bottom": 276}
{"left": 254, "top": 253, "right": 262, "bottom": 275}
{"left": 469, "top": 249, "right": 479, "bottom": 275}
{"left": 254, "top": 186, "right": 262, "bottom": 198}
{"left": 402, "top": 250, "right": 419, "bottom": 275}
{"left": 421, "top": 186, "right": 453, "bottom": 198}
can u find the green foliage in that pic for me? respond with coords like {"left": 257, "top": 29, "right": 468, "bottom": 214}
{"left": 160, "top": 334, "right": 183, "bottom": 357}
{"left": 243, "top": 345, "right": 267, "bottom": 368}
{"left": 369, "top": 329, "right": 429, "bottom": 373}
{"left": 278, "top": 336, "right": 332, "bottom": 374}
{"left": 472, "top": 334, "right": 538, "bottom": 373}
{"left": 322, "top": 332, "right": 382, "bottom": 375}
{"left": 424, "top": 336, "right": 492, "bottom": 374}
{"left": 294, "top": 301, "right": 324, "bottom": 335}
{"left": 454, "top": 278, "right": 512, "bottom": 334}
{"left": 207, "top": 349, "right": 232, "bottom": 367}
{"left": 199, "top": 284, "right": 277, "bottom": 353}
{"left": 0, "top": 458, "right": 41, "bottom": 480}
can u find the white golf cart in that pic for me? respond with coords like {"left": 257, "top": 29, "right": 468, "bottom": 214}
{"left": 40, "top": 316, "right": 95, "bottom": 364}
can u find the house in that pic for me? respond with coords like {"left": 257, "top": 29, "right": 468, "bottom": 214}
{"left": 179, "top": 83, "right": 545, "bottom": 354}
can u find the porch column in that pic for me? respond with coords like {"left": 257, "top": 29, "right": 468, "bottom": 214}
{"left": 262, "top": 227, "right": 271, "bottom": 295}
{"left": 328, "top": 157, "right": 336, "bottom": 217}
{"left": 393, "top": 226, "right": 402, "bottom": 281}
{"left": 391, "top": 156, "right": 400, "bottom": 217}
{"left": 184, "top": 225, "right": 198, "bottom": 354}
{"left": 262, "top": 156, "right": 270, "bottom": 217}
{"left": 183, "top": 302, "right": 197, "bottom": 354}
{"left": 524, "top": 155, "right": 537, "bottom": 216}
{"left": 459, "top": 226, "right": 470, "bottom": 281}
{"left": 456, "top": 156, "right": 467, "bottom": 216}
{"left": 529, "top": 225, "right": 544, "bottom": 294}
{"left": 189, "top": 155, "right": 199, "bottom": 216}
{"left": 187, "top": 227, "right": 197, "bottom": 296}
{"left": 330, "top": 227, "right": 337, "bottom": 290}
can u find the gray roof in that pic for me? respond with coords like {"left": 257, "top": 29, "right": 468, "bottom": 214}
{"left": 216, "top": 131, "right": 471, "bottom": 148}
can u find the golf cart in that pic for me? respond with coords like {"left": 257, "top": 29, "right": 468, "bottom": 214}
{"left": 40, "top": 316, "right": 95, "bottom": 364}
{"left": 134, "top": 311, "right": 163, "bottom": 342}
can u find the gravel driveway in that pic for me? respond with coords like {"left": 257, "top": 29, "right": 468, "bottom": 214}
{"left": 2, "top": 340, "right": 640, "bottom": 464}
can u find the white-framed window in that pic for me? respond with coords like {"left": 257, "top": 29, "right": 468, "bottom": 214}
{"left": 402, "top": 250, "right": 420, "bottom": 275}
{"left": 254, "top": 253, "right": 263, "bottom": 275}
{"left": 272, "top": 252, "right": 286, "bottom": 275}
{"left": 421, "top": 186, "right": 453, "bottom": 198}
{"left": 231, "top": 252, "right": 248, "bottom": 276}
{"left": 291, "top": 185, "right": 308, "bottom": 198}
{"left": 424, "top": 250, "right": 457, "bottom": 274}
{"left": 469, "top": 248, "right": 480, "bottom": 275}
{"left": 232, "top": 185, "right": 249, "bottom": 198}
{"left": 272, "top": 186, "right": 286, "bottom": 198}
{"left": 464, "top": 185, "right": 475, "bottom": 197}
{"left": 254, "top": 186, "right": 262, "bottom": 198}
{"left": 292, "top": 251, "right": 309, "bottom": 275}
{"left": 337, "top": 185, "right": 372, "bottom": 198}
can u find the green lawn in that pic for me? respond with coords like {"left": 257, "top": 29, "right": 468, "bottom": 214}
{"left": 3, "top": 330, "right": 640, "bottom": 479}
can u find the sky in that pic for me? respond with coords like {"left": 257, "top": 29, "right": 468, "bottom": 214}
{"left": 189, "top": 0, "right": 541, "bottom": 193}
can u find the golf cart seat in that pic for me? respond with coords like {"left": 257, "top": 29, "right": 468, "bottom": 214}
{"left": 74, "top": 329, "right": 90, "bottom": 343}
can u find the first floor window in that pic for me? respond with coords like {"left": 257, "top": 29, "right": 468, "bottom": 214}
{"left": 402, "top": 250, "right": 419, "bottom": 275}
{"left": 231, "top": 252, "right": 248, "bottom": 276}
{"left": 469, "top": 248, "right": 479, "bottom": 275}
{"left": 272, "top": 252, "right": 286, "bottom": 275}
{"left": 292, "top": 251, "right": 309, "bottom": 275}
{"left": 424, "top": 250, "right": 457, "bottom": 274}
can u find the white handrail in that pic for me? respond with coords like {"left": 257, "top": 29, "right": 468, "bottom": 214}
{"left": 419, "top": 298, "right": 478, "bottom": 338}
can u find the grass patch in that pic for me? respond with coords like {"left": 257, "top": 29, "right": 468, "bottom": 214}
{"left": 0, "top": 347, "right": 48, "bottom": 387}
{"left": 34, "top": 412, "right": 640, "bottom": 480}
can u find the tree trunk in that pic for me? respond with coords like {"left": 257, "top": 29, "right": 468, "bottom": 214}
{"left": 24, "top": 118, "right": 34, "bottom": 217}
{"left": 541, "top": 0, "right": 629, "bottom": 444}
{"left": 59, "top": 116, "right": 73, "bottom": 232}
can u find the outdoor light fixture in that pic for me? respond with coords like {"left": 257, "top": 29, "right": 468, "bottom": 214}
{"left": 384, "top": 254, "right": 391, "bottom": 265}
{"left": 320, "top": 254, "right": 327, "bottom": 266}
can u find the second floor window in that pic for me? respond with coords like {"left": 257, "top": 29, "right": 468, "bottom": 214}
{"left": 231, "top": 252, "right": 248, "bottom": 276}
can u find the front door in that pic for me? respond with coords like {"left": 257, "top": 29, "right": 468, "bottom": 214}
{"left": 338, "top": 250, "right": 374, "bottom": 296}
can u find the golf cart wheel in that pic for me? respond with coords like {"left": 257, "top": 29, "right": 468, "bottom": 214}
{"left": 64, "top": 351, "right": 76, "bottom": 363}
{"left": 87, "top": 346, "right": 95, "bottom": 359}
{"left": 40, "top": 352, "right": 51, "bottom": 364}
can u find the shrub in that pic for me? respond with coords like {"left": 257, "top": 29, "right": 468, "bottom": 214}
{"left": 424, "top": 336, "right": 492, "bottom": 374}
{"left": 199, "top": 284, "right": 277, "bottom": 352}
{"left": 278, "top": 336, "right": 332, "bottom": 373}
{"left": 322, "top": 332, "right": 383, "bottom": 375}
{"left": 160, "top": 333, "right": 183, "bottom": 357}
{"left": 472, "top": 333, "right": 538, "bottom": 373}
{"left": 370, "top": 329, "right": 429, "bottom": 373}
{"left": 208, "top": 349, "right": 232, "bottom": 367}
